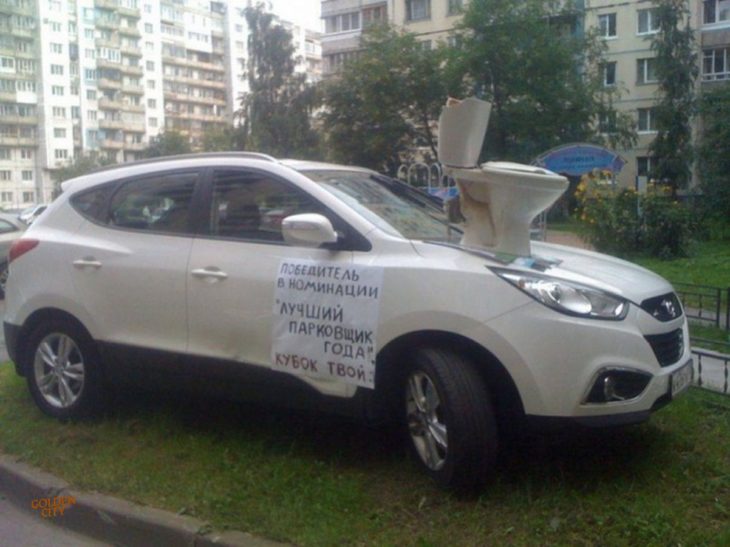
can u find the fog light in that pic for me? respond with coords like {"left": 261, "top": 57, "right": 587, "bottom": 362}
{"left": 585, "top": 369, "right": 652, "bottom": 404}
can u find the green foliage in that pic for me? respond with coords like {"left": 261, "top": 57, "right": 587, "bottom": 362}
{"left": 454, "top": 0, "right": 635, "bottom": 162}
{"left": 576, "top": 181, "right": 695, "bottom": 258}
{"left": 51, "top": 154, "right": 110, "bottom": 185}
{"left": 200, "top": 125, "right": 245, "bottom": 152}
{"left": 142, "top": 131, "right": 192, "bottom": 158}
{"left": 238, "top": 4, "right": 320, "bottom": 159}
{"left": 649, "top": 0, "right": 698, "bottom": 192}
{"left": 322, "top": 25, "right": 448, "bottom": 173}
{"left": 698, "top": 84, "right": 730, "bottom": 233}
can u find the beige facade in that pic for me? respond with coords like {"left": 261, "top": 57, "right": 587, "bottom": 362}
{"left": 322, "top": 0, "right": 729, "bottom": 189}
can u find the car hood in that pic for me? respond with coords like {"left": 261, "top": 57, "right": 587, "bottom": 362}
{"left": 414, "top": 239, "right": 674, "bottom": 304}
{"left": 508, "top": 241, "right": 674, "bottom": 303}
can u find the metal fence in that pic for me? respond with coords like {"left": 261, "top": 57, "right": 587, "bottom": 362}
{"left": 673, "top": 282, "right": 729, "bottom": 331}
{"left": 691, "top": 342, "right": 730, "bottom": 396}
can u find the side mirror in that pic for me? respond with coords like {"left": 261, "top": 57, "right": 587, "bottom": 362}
{"left": 282, "top": 213, "right": 338, "bottom": 248}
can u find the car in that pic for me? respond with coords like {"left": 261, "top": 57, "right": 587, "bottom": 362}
{"left": 0, "top": 212, "right": 27, "bottom": 298}
{"left": 3, "top": 101, "right": 691, "bottom": 491}
{"left": 18, "top": 203, "right": 48, "bottom": 225}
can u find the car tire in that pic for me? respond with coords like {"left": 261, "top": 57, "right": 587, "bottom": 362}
{"left": 24, "top": 319, "right": 104, "bottom": 420}
{"left": 0, "top": 262, "right": 8, "bottom": 299}
{"left": 403, "top": 347, "right": 497, "bottom": 492}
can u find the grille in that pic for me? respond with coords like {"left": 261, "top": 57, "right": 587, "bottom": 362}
{"left": 644, "top": 328, "right": 684, "bottom": 367}
{"left": 640, "top": 292, "right": 683, "bottom": 322}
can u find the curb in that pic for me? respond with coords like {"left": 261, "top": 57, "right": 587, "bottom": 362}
{"left": 0, "top": 454, "right": 285, "bottom": 547}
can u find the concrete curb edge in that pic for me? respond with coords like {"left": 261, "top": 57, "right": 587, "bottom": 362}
{"left": 0, "top": 453, "right": 284, "bottom": 547}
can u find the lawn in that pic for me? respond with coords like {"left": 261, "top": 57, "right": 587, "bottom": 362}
{"left": 1, "top": 364, "right": 729, "bottom": 545}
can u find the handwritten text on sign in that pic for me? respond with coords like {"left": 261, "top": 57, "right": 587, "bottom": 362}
{"left": 271, "top": 260, "right": 384, "bottom": 388}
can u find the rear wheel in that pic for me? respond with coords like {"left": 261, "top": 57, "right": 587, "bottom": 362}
{"left": 403, "top": 347, "right": 497, "bottom": 491}
{"left": 25, "top": 319, "right": 103, "bottom": 419}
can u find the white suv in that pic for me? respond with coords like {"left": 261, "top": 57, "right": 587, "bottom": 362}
{"left": 2, "top": 104, "right": 692, "bottom": 490}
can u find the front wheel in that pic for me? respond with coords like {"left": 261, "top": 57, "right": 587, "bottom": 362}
{"left": 404, "top": 347, "right": 497, "bottom": 491}
{"left": 25, "top": 319, "right": 104, "bottom": 420}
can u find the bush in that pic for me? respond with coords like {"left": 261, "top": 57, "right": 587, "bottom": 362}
{"left": 575, "top": 180, "right": 695, "bottom": 259}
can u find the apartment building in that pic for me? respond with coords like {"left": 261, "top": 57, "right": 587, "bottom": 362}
{"left": 322, "top": 0, "right": 728, "bottom": 188}
{"left": 0, "top": 0, "right": 321, "bottom": 207}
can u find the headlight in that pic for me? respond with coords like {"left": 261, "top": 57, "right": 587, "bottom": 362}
{"left": 491, "top": 268, "right": 628, "bottom": 320}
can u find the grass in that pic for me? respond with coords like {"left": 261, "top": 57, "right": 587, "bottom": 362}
{"left": 632, "top": 240, "right": 730, "bottom": 290}
{"left": 1, "top": 364, "right": 729, "bottom": 545}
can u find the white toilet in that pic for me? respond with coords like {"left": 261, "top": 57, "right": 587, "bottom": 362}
{"left": 438, "top": 98, "right": 568, "bottom": 256}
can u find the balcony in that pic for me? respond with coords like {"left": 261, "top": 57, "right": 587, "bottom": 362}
{"left": 121, "top": 83, "right": 144, "bottom": 95}
{"left": 10, "top": 27, "right": 35, "bottom": 38}
{"left": 124, "top": 122, "right": 145, "bottom": 133}
{"left": 100, "top": 139, "right": 124, "bottom": 149}
{"left": 95, "top": 18, "right": 120, "bottom": 30}
{"left": 94, "top": 0, "right": 119, "bottom": 9}
{"left": 96, "top": 37, "right": 121, "bottom": 49}
{"left": 123, "top": 141, "right": 146, "bottom": 151}
{"left": 163, "top": 75, "right": 226, "bottom": 89}
{"left": 98, "top": 78, "right": 122, "bottom": 90}
{"left": 118, "top": 26, "right": 141, "bottom": 38}
{"left": 118, "top": 6, "right": 140, "bottom": 18}
{"left": 0, "top": 136, "right": 36, "bottom": 146}
{"left": 121, "top": 45, "right": 142, "bottom": 57}
{"left": 96, "top": 58, "right": 121, "bottom": 70}
{"left": 6, "top": 115, "right": 38, "bottom": 125}
{"left": 166, "top": 111, "right": 225, "bottom": 123}
{"left": 99, "top": 119, "right": 126, "bottom": 130}
{"left": 0, "top": 2, "right": 35, "bottom": 16}
{"left": 120, "top": 64, "right": 143, "bottom": 76}
{"left": 122, "top": 103, "right": 144, "bottom": 113}
{"left": 98, "top": 97, "right": 124, "bottom": 110}
{"left": 164, "top": 91, "right": 226, "bottom": 106}
{"left": 0, "top": 91, "right": 16, "bottom": 102}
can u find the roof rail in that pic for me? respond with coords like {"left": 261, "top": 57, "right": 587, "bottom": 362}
{"left": 86, "top": 152, "right": 279, "bottom": 176}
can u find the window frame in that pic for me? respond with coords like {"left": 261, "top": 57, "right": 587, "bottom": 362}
{"left": 637, "top": 57, "right": 658, "bottom": 84}
{"left": 637, "top": 8, "right": 659, "bottom": 35}
{"left": 602, "top": 61, "right": 617, "bottom": 86}
{"left": 406, "top": 0, "right": 431, "bottom": 22}
{"left": 637, "top": 107, "right": 657, "bottom": 133}
{"left": 598, "top": 12, "right": 617, "bottom": 38}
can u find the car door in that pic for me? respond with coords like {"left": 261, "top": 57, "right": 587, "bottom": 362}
{"left": 186, "top": 168, "right": 354, "bottom": 382}
{"left": 69, "top": 169, "right": 200, "bottom": 354}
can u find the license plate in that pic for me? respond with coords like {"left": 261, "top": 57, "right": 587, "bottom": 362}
{"left": 671, "top": 359, "right": 693, "bottom": 397}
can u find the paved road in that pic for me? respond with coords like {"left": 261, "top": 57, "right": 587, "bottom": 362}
{"left": 0, "top": 494, "right": 107, "bottom": 547}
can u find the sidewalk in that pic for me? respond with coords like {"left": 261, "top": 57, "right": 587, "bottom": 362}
{"left": 0, "top": 455, "right": 284, "bottom": 547}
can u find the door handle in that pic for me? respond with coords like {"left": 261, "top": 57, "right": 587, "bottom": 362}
{"left": 73, "top": 258, "right": 102, "bottom": 269}
{"left": 191, "top": 268, "right": 228, "bottom": 280}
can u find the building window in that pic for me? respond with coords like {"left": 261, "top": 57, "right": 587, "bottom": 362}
{"left": 703, "top": 47, "right": 730, "bottom": 80}
{"left": 147, "top": 79, "right": 155, "bottom": 89}
{"left": 637, "top": 8, "right": 660, "bottom": 34}
{"left": 144, "top": 23, "right": 153, "bottom": 33}
{"left": 85, "top": 68, "right": 97, "bottom": 81}
{"left": 599, "top": 13, "right": 617, "bottom": 38}
{"left": 147, "top": 98, "right": 156, "bottom": 108}
{"left": 51, "top": 43, "right": 63, "bottom": 54}
{"left": 20, "top": 149, "right": 32, "bottom": 159}
{"left": 52, "top": 85, "right": 64, "bottom": 95}
{"left": 87, "top": 110, "right": 97, "bottom": 120}
{"left": 23, "top": 191, "right": 34, "bottom": 203}
{"left": 146, "top": 60, "right": 154, "bottom": 70}
{"left": 637, "top": 58, "right": 657, "bottom": 84}
{"left": 50, "top": 64, "right": 64, "bottom": 75}
{"left": 447, "top": 0, "right": 462, "bottom": 15}
{"left": 87, "top": 89, "right": 97, "bottom": 100}
{"left": 419, "top": 40, "right": 432, "bottom": 51}
{"left": 21, "top": 170, "right": 33, "bottom": 181}
{"left": 50, "top": 21, "right": 62, "bottom": 32}
{"left": 54, "top": 128, "right": 67, "bottom": 138}
{"left": 704, "top": 0, "right": 730, "bottom": 25}
{"left": 324, "top": 12, "right": 361, "bottom": 33}
{"left": 638, "top": 108, "right": 657, "bottom": 132}
{"left": 406, "top": 0, "right": 431, "bottom": 21}
{"left": 55, "top": 149, "right": 68, "bottom": 160}
{"left": 1, "top": 192, "right": 13, "bottom": 202}
{"left": 603, "top": 62, "right": 617, "bottom": 86}
{"left": 149, "top": 117, "right": 157, "bottom": 127}
{"left": 637, "top": 156, "right": 655, "bottom": 177}
{"left": 52, "top": 106, "right": 66, "bottom": 117}
{"left": 0, "top": 171, "right": 11, "bottom": 181}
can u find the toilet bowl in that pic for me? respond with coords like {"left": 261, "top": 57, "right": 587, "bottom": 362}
{"left": 438, "top": 98, "right": 568, "bottom": 256}
{"left": 449, "top": 162, "right": 568, "bottom": 256}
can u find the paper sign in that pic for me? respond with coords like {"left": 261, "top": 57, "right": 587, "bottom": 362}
{"left": 271, "top": 259, "right": 384, "bottom": 388}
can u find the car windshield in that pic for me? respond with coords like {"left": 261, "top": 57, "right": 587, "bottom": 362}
{"left": 300, "top": 169, "right": 461, "bottom": 243}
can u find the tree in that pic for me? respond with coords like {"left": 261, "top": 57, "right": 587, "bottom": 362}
{"left": 698, "top": 85, "right": 730, "bottom": 227}
{"left": 237, "top": 4, "right": 320, "bottom": 159}
{"left": 649, "top": 0, "right": 698, "bottom": 194}
{"left": 51, "top": 154, "right": 107, "bottom": 185}
{"left": 454, "top": 0, "right": 635, "bottom": 162}
{"left": 322, "top": 25, "right": 449, "bottom": 173}
{"left": 142, "top": 131, "right": 192, "bottom": 158}
{"left": 200, "top": 125, "right": 245, "bottom": 152}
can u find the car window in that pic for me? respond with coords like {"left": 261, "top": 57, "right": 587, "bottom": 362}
{"left": 71, "top": 184, "right": 115, "bottom": 223}
{"left": 210, "top": 170, "right": 323, "bottom": 242}
{"left": 109, "top": 172, "right": 198, "bottom": 235}
{"left": 0, "top": 219, "right": 18, "bottom": 234}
